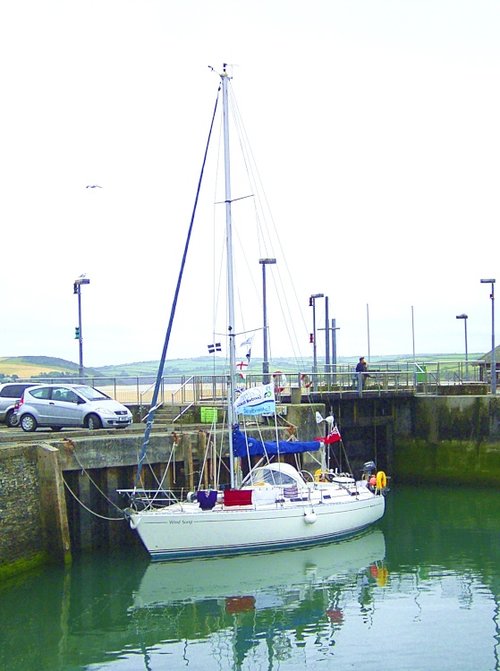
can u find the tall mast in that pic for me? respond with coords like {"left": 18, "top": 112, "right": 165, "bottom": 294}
{"left": 221, "top": 64, "right": 237, "bottom": 488}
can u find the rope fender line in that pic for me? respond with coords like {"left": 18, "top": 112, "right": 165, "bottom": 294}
{"left": 62, "top": 477, "right": 126, "bottom": 522}
{"left": 62, "top": 438, "right": 126, "bottom": 521}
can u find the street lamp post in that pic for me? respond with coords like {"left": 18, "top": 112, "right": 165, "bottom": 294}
{"left": 331, "top": 318, "right": 340, "bottom": 383}
{"left": 455, "top": 313, "right": 469, "bottom": 380}
{"left": 480, "top": 278, "right": 496, "bottom": 394}
{"left": 259, "top": 258, "right": 276, "bottom": 384}
{"left": 324, "top": 296, "right": 330, "bottom": 374}
{"left": 309, "top": 293, "right": 324, "bottom": 376}
{"left": 73, "top": 275, "right": 90, "bottom": 379}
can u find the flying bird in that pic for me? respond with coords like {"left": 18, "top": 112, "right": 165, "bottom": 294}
{"left": 86, "top": 184, "right": 102, "bottom": 189}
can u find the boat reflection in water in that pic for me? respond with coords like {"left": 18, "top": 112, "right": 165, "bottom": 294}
{"left": 128, "top": 529, "right": 387, "bottom": 665}
{"left": 133, "top": 527, "right": 386, "bottom": 610}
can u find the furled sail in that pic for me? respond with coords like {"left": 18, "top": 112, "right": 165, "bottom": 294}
{"left": 232, "top": 426, "right": 321, "bottom": 457}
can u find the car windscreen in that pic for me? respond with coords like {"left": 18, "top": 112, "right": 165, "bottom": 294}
{"left": 75, "top": 386, "right": 111, "bottom": 401}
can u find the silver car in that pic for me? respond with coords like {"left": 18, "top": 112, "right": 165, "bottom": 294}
{"left": 0, "top": 382, "right": 38, "bottom": 427}
{"left": 15, "top": 383, "right": 133, "bottom": 431}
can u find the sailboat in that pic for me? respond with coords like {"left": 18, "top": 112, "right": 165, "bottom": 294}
{"left": 122, "top": 65, "right": 387, "bottom": 561}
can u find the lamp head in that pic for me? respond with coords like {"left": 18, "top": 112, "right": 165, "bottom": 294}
{"left": 456, "top": 314, "right": 468, "bottom": 320}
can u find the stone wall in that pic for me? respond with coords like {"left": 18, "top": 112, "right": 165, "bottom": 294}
{"left": 0, "top": 445, "right": 45, "bottom": 574}
{"left": 0, "top": 442, "right": 71, "bottom": 579}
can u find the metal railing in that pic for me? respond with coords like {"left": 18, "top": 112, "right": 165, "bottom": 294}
{"left": 3, "top": 359, "right": 493, "bottom": 406}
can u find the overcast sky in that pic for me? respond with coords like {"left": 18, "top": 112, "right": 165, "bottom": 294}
{"left": 1, "top": 1, "right": 499, "bottom": 367}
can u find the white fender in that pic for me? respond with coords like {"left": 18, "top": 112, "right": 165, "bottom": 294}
{"left": 129, "top": 514, "right": 141, "bottom": 530}
{"left": 303, "top": 510, "right": 317, "bottom": 524}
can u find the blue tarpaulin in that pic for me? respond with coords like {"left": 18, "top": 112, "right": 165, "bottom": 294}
{"left": 232, "top": 426, "right": 321, "bottom": 458}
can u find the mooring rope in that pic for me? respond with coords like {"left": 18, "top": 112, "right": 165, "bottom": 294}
{"left": 62, "top": 439, "right": 125, "bottom": 521}
{"left": 62, "top": 477, "right": 125, "bottom": 522}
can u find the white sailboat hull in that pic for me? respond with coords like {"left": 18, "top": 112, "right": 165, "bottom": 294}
{"left": 129, "top": 486, "right": 385, "bottom": 561}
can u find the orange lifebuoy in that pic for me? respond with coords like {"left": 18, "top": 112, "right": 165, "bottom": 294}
{"left": 376, "top": 471, "right": 387, "bottom": 490}
{"left": 376, "top": 566, "right": 389, "bottom": 587}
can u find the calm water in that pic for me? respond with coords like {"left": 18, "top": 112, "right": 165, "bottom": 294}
{"left": 1, "top": 484, "right": 499, "bottom": 671}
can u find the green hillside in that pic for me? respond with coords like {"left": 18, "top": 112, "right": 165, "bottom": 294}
{"left": 96, "top": 356, "right": 317, "bottom": 377}
{"left": 0, "top": 352, "right": 480, "bottom": 382}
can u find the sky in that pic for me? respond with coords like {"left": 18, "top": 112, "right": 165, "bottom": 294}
{"left": 1, "top": 0, "right": 500, "bottom": 367}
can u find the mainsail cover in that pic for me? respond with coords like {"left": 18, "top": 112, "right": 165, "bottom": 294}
{"left": 232, "top": 426, "right": 321, "bottom": 457}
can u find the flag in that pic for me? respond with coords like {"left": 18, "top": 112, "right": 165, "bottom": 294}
{"left": 234, "top": 383, "right": 276, "bottom": 416}
{"left": 235, "top": 360, "right": 248, "bottom": 379}
{"left": 236, "top": 335, "right": 254, "bottom": 379}
{"left": 324, "top": 426, "right": 342, "bottom": 444}
{"left": 315, "top": 425, "right": 342, "bottom": 444}
{"left": 208, "top": 342, "right": 222, "bottom": 354}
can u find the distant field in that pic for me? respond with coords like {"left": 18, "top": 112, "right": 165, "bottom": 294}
{"left": 0, "top": 359, "right": 75, "bottom": 378}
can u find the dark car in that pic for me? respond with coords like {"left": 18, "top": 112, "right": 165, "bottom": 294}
{"left": 0, "top": 382, "right": 37, "bottom": 427}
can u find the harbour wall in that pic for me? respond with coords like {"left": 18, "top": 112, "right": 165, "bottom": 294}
{"left": 393, "top": 395, "right": 500, "bottom": 485}
{"left": 1, "top": 394, "right": 500, "bottom": 578}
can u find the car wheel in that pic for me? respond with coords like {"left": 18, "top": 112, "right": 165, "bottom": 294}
{"left": 20, "top": 414, "right": 37, "bottom": 432}
{"left": 85, "top": 413, "right": 103, "bottom": 430}
{"left": 6, "top": 410, "right": 18, "bottom": 428}
{"left": 50, "top": 426, "right": 63, "bottom": 432}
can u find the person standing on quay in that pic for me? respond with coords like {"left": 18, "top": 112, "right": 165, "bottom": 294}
{"left": 356, "top": 356, "right": 370, "bottom": 388}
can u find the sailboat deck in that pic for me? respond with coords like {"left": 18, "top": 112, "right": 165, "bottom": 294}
{"left": 140, "top": 481, "right": 372, "bottom": 516}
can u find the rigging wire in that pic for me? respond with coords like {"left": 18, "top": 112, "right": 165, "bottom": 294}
{"left": 134, "top": 83, "right": 222, "bottom": 490}
{"left": 225, "top": 86, "right": 308, "bottom": 378}
{"left": 227, "top": 78, "right": 310, "bottom": 364}
{"left": 197, "top": 73, "right": 311, "bottom": 386}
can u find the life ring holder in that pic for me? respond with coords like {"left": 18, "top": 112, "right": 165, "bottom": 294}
{"left": 300, "top": 373, "right": 312, "bottom": 389}
{"left": 375, "top": 471, "right": 387, "bottom": 490}
{"left": 272, "top": 370, "right": 285, "bottom": 393}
